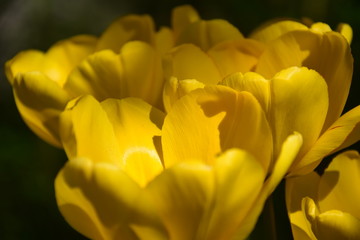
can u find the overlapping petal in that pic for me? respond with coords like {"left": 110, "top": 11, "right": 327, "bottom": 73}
{"left": 162, "top": 85, "right": 273, "bottom": 170}
{"left": 287, "top": 151, "right": 360, "bottom": 240}
{"left": 171, "top": 5, "right": 243, "bottom": 51}
{"left": 222, "top": 67, "right": 330, "bottom": 174}
{"left": 95, "top": 14, "right": 156, "bottom": 52}
{"left": 65, "top": 41, "right": 163, "bottom": 108}
{"left": 6, "top": 35, "right": 97, "bottom": 87}
{"left": 13, "top": 72, "right": 70, "bottom": 147}
{"left": 256, "top": 29, "right": 353, "bottom": 131}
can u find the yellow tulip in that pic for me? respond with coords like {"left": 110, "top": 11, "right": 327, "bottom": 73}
{"left": 171, "top": 5, "right": 244, "bottom": 51}
{"left": 6, "top": 34, "right": 163, "bottom": 147}
{"left": 286, "top": 150, "right": 360, "bottom": 240}
{"left": 56, "top": 86, "right": 302, "bottom": 240}
{"left": 221, "top": 66, "right": 360, "bottom": 176}
{"left": 220, "top": 18, "right": 359, "bottom": 175}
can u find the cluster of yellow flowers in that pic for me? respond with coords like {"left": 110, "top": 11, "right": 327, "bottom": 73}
{"left": 5, "top": 5, "right": 360, "bottom": 240}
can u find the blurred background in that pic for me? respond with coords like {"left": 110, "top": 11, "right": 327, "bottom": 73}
{"left": 0, "top": 0, "right": 359, "bottom": 239}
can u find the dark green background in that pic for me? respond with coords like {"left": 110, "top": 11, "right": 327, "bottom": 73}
{"left": 0, "top": 0, "right": 359, "bottom": 239}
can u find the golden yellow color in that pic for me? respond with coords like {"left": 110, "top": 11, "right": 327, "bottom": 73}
{"left": 56, "top": 86, "right": 302, "bottom": 240}
{"left": 6, "top": 30, "right": 164, "bottom": 147}
{"left": 162, "top": 16, "right": 359, "bottom": 176}
{"left": 286, "top": 151, "right": 360, "bottom": 240}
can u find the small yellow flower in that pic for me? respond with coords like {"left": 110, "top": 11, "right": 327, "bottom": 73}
{"left": 56, "top": 86, "right": 302, "bottom": 239}
{"left": 286, "top": 150, "right": 360, "bottom": 240}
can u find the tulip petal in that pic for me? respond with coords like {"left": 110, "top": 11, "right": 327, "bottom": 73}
{"left": 56, "top": 157, "right": 162, "bottom": 240}
{"left": 100, "top": 98, "right": 164, "bottom": 187}
{"left": 305, "top": 207, "right": 360, "bottom": 240}
{"left": 208, "top": 39, "right": 265, "bottom": 77}
{"left": 171, "top": 5, "right": 200, "bottom": 40}
{"left": 250, "top": 20, "right": 308, "bottom": 43}
{"left": 203, "top": 149, "right": 265, "bottom": 240}
{"left": 163, "top": 44, "right": 221, "bottom": 85}
{"left": 256, "top": 30, "right": 353, "bottom": 130}
{"left": 176, "top": 19, "right": 243, "bottom": 51}
{"left": 220, "top": 72, "right": 270, "bottom": 113}
{"left": 162, "top": 85, "right": 273, "bottom": 170}
{"left": 145, "top": 162, "right": 214, "bottom": 240}
{"left": 96, "top": 14, "right": 155, "bottom": 52}
{"left": 336, "top": 23, "right": 353, "bottom": 44}
{"left": 291, "top": 106, "right": 360, "bottom": 175}
{"left": 286, "top": 172, "right": 320, "bottom": 240}
{"left": 12, "top": 72, "right": 69, "bottom": 147}
{"left": 318, "top": 151, "right": 360, "bottom": 218}
{"left": 155, "top": 27, "right": 174, "bottom": 55}
{"left": 235, "top": 132, "right": 303, "bottom": 239}
{"left": 162, "top": 87, "right": 223, "bottom": 167}
{"left": 59, "top": 95, "right": 121, "bottom": 165}
{"left": 270, "top": 67, "right": 328, "bottom": 164}
{"left": 6, "top": 35, "right": 96, "bottom": 87}
{"left": 65, "top": 41, "right": 163, "bottom": 107}
{"left": 163, "top": 77, "right": 205, "bottom": 113}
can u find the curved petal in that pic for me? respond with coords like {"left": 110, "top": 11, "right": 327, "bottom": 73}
{"left": 208, "top": 39, "right": 265, "bottom": 77}
{"left": 336, "top": 23, "right": 353, "bottom": 44}
{"left": 291, "top": 106, "right": 360, "bottom": 175}
{"left": 161, "top": 87, "right": 223, "bottom": 167}
{"left": 220, "top": 72, "right": 270, "bottom": 113}
{"left": 145, "top": 161, "right": 214, "bottom": 240}
{"left": 286, "top": 172, "right": 320, "bottom": 240}
{"left": 155, "top": 27, "right": 174, "bottom": 55}
{"left": 270, "top": 67, "right": 328, "bottom": 165}
{"left": 203, "top": 149, "right": 265, "bottom": 240}
{"left": 318, "top": 151, "right": 360, "bottom": 218}
{"left": 235, "top": 132, "right": 303, "bottom": 239}
{"left": 65, "top": 41, "right": 163, "bottom": 107}
{"left": 163, "top": 77, "right": 205, "bottom": 113}
{"left": 96, "top": 14, "right": 156, "bottom": 52}
{"left": 306, "top": 208, "right": 360, "bottom": 240}
{"left": 100, "top": 98, "right": 164, "bottom": 187}
{"left": 59, "top": 95, "right": 121, "bottom": 165}
{"left": 56, "top": 157, "right": 164, "bottom": 240}
{"left": 256, "top": 30, "right": 353, "bottom": 131}
{"left": 13, "top": 72, "right": 69, "bottom": 147}
{"left": 162, "top": 85, "right": 273, "bottom": 171}
{"left": 163, "top": 44, "right": 221, "bottom": 85}
{"left": 6, "top": 35, "right": 97, "bottom": 87}
{"left": 176, "top": 19, "right": 243, "bottom": 51}
{"left": 171, "top": 5, "right": 200, "bottom": 40}
{"left": 249, "top": 20, "right": 308, "bottom": 43}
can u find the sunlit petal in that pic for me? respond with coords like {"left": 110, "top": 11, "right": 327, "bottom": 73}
{"left": 291, "top": 106, "right": 360, "bottom": 175}
{"left": 65, "top": 41, "right": 163, "bottom": 107}
{"left": 59, "top": 95, "right": 121, "bottom": 165}
{"left": 256, "top": 30, "right": 353, "bottom": 131}
{"left": 270, "top": 67, "right": 328, "bottom": 164}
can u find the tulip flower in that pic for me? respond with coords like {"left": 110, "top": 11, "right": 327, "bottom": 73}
{"left": 5, "top": 12, "right": 170, "bottom": 147}
{"left": 220, "top": 18, "right": 360, "bottom": 175}
{"left": 163, "top": 16, "right": 359, "bottom": 176}
{"left": 56, "top": 85, "right": 302, "bottom": 239}
{"left": 286, "top": 150, "right": 360, "bottom": 240}
{"left": 6, "top": 38, "right": 163, "bottom": 147}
